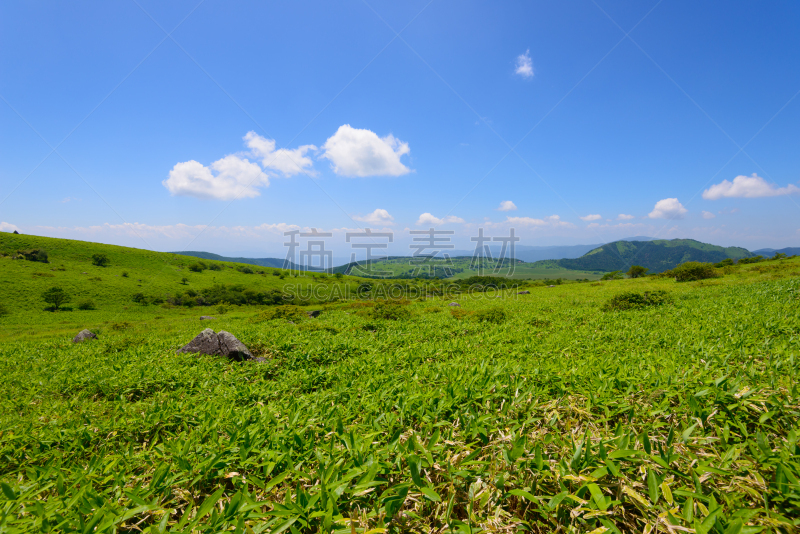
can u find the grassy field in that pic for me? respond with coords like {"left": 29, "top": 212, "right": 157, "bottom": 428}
{"left": 1, "top": 236, "right": 800, "bottom": 533}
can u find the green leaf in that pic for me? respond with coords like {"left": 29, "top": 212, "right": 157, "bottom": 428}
{"left": 420, "top": 486, "right": 441, "bottom": 502}
{"left": 647, "top": 470, "right": 660, "bottom": 504}
{"left": 196, "top": 487, "right": 225, "bottom": 521}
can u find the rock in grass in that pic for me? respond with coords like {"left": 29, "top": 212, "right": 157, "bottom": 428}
{"left": 449, "top": 302, "right": 460, "bottom": 307}
{"left": 306, "top": 310, "right": 322, "bottom": 318}
{"left": 517, "top": 291, "right": 530, "bottom": 295}
{"left": 217, "top": 331, "right": 252, "bottom": 361}
{"left": 178, "top": 328, "right": 219, "bottom": 355}
{"left": 178, "top": 328, "right": 252, "bottom": 361}
{"left": 73, "top": 329, "right": 97, "bottom": 343}
{"left": 200, "top": 316, "right": 215, "bottom": 320}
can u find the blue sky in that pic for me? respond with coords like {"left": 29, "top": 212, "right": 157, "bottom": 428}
{"left": 2, "top": 0, "right": 799, "bottom": 258}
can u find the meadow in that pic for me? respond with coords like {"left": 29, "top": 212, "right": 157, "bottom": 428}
{"left": 1, "top": 234, "right": 799, "bottom": 533}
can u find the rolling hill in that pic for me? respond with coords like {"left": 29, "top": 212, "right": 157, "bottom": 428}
{"left": 543, "top": 238, "right": 752, "bottom": 274}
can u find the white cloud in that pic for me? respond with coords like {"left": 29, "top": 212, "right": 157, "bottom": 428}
{"left": 587, "top": 221, "right": 644, "bottom": 230}
{"left": 702, "top": 210, "right": 716, "bottom": 219}
{"left": 703, "top": 173, "right": 800, "bottom": 200}
{"left": 498, "top": 200, "right": 518, "bottom": 212}
{"left": 580, "top": 214, "right": 601, "bottom": 221}
{"left": 321, "top": 124, "right": 411, "bottom": 177}
{"left": 506, "top": 215, "right": 574, "bottom": 228}
{"left": 352, "top": 208, "right": 395, "bottom": 225}
{"left": 515, "top": 49, "right": 534, "bottom": 78}
{"left": 1, "top": 222, "right": 20, "bottom": 232}
{"left": 648, "top": 198, "right": 687, "bottom": 219}
{"left": 244, "top": 131, "right": 317, "bottom": 177}
{"left": 617, "top": 214, "right": 635, "bottom": 220}
{"left": 416, "top": 213, "right": 464, "bottom": 226}
{"left": 163, "top": 156, "right": 267, "bottom": 200}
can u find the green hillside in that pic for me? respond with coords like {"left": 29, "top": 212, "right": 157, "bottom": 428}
{"left": 0, "top": 233, "right": 367, "bottom": 338}
{"left": 545, "top": 238, "right": 752, "bottom": 274}
{"left": 173, "top": 251, "right": 319, "bottom": 271}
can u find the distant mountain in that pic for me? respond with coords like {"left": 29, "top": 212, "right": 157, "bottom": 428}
{"left": 172, "top": 251, "right": 328, "bottom": 271}
{"left": 753, "top": 247, "right": 800, "bottom": 257}
{"left": 536, "top": 239, "right": 752, "bottom": 274}
{"left": 448, "top": 237, "right": 658, "bottom": 263}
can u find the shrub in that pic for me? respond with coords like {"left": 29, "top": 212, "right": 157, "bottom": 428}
{"left": 91, "top": 254, "right": 110, "bottom": 267}
{"left": 121, "top": 271, "right": 129, "bottom": 277}
{"left": 208, "top": 264, "right": 222, "bottom": 271}
{"left": 604, "top": 290, "right": 670, "bottom": 311}
{"left": 131, "top": 292, "right": 147, "bottom": 304}
{"left": 450, "top": 308, "right": 475, "bottom": 320}
{"left": 371, "top": 302, "right": 411, "bottom": 320}
{"left": 627, "top": 265, "right": 648, "bottom": 278}
{"left": 77, "top": 299, "right": 96, "bottom": 310}
{"left": 237, "top": 266, "right": 254, "bottom": 274}
{"left": 714, "top": 258, "right": 734, "bottom": 268}
{"left": 669, "top": 262, "right": 720, "bottom": 282}
{"left": 601, "top": 271, "right": 624, "bottom": 281}
{"left": 475, "top": 307, "right": 506, "bottom": 324}
{"left": 181, "top": 277, "right": 188, "bottom": 285}
{"left": 42, "top": 286, "right": 70, "bottom": 311}
{"left": 738, "top": 256, "right": 764, "bottom": 265}
{"left": 254, "top": 305, "right": 307, "bottom": 322}
{"left": 35, "top": 250, "right": 49, "bottom": 263}
{"left": 217, "top": 302, "right": 229, "bottom": 315}
{"left": 188, "top": 263, "right": 205, "bottom": 273}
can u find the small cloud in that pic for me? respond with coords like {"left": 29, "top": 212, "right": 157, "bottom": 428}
{"left": 244, "top": 131, "right": 317, "bottom": 177}
{"left": 498, "top": 200, "right": 518, "bottom": 212}
{"left": 163, "top": 156, "right": 268, "bottom": 200}
{"left": 506, "top": 215, "right": 574, "bottom": 228}
{"left": 0, "top": 222, "right": 20, "bottom": 233}
{"left": 702, "top": 211, "right": 715, "bottom": 219}
{"left": 416, "top": 213, "right": 464, "bottom": 226}
{"left": 515, "top": 49, "right": 534, "bottom": 78}
{"left": 648, "top": 198, "right": 687, "bottom": 220}
{"left": 580, "top": 214, "right": 601, "bottom": 221}
{"left": 702, "top": 173, "right": 800, "bottom": 199}
{"left": 617, "top": 214, "right": 634, "bottom": 220}
{"left": 321, "top": 125, "right": 411, "bottom": 177}
{"left": 352, "top": 208, "right": 395, "bottom": 226}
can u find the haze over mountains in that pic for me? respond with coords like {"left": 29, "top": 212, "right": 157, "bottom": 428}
{"left": 173, "top": 236, "right": 780, "bottom": 276}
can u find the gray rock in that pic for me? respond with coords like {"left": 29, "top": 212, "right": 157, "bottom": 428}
{"left": 178, "top": 328, "right": 220, "bottom": 355}
{"left": 449, "top": 302, "right": 460, "bottom": 307}
{"left": 200, "top": 316, "right": 215, "bottom": 320}
{"left": 306, "top": 310, "right": 322, "bottom": 318}
{"left": 73, "top": 329, "right": 97, "bottom": 343}
{"left": 517, "top": 291, "right": 530, "bottom": 295}
{"left": 548, "top": 285, "right": 555, "bottom": 287}
{"left": 217, "top": 330, "right": 252, "bottom": 361}
{"left": 177, "top": 329, "right": 252, "bottom": 361}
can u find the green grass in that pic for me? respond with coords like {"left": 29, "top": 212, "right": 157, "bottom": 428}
{"left": 1, "top": 236, "right": 800, "bottom": 533}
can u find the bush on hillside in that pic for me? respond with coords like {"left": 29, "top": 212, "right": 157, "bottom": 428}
{"left": 738, "top": 256, "right": 764, "bottom": 265}
{"left": 627, "top": 265, "right": 648, "bottom": 278}
{"left": 668, "top": 262, "right": 720, "bottom": 282}
{"left": 77, "top": 299, "right": 96, "bottom": 310}
{"left": 131, "top": 292, "right": 147, "bottom": 304}
{"left": 604, "top": 290, "right": 671, "bottom": 311}
{"left": 237, "top": 266, "right": 254, "bottom": 274}
{"left": 254, "top": 305, "right": 307, "bottom": 322}
{"left": 91, "top": 254, "right": 110, "bottom": 267}
{"left": 188, "top": 263, "right": 206, "bottom": 273}
{"left": 475, "top": 307, "right": 506, "bottom": 324}
{"left": 42, "top": 286, "right": 70, "bottom": 311}
{"left": 208, "top": 263, "right": 222, "bottom": 271}
{"left": 601, "top": 271, "right": 624, "bottom": 281}
{"left": 121, "top": 271, "right": 129, "bottom": 277}
{"left": 714, "top": 258, "right": 734, "bottom": 268}
{"left": 371, "top": 301, "right": 411, "bottom": 320}
{"left": 16, "top": 249, "right": 48, "bottom": 263}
